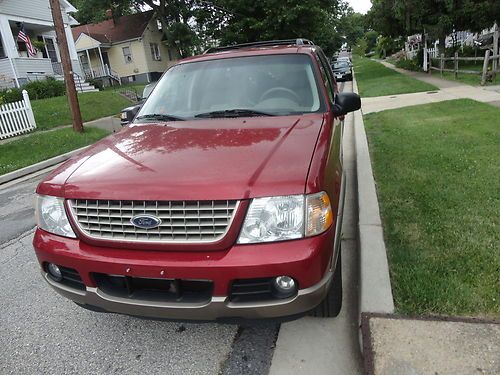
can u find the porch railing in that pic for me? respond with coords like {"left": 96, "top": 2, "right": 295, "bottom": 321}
{"left": 52, "top": 61, "right": 63, "bottom": 76}
{"left": 83, "top": 64, "right": 121, "bottom": 83}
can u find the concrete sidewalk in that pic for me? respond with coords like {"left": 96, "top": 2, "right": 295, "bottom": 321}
{"left": 362, "top": 85, "right": 500, "bottom": 114}
{"left": 361, "top": 60, "right": 500, "bottom": 113}
{"left": 363, "top": 314, "right": 500, "bottom": 375}
{"left": 377, "top": 60, "right": 464, "bottom": 89}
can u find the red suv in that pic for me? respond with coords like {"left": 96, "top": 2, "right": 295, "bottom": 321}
{"left": 33, "top": 39, "right": 360, "bottom": 320}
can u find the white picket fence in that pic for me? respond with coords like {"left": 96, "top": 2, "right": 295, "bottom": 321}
{"left": 0, "top": 90, "right": 37, "bottom": 140}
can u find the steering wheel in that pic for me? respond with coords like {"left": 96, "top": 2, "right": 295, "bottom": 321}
{"left": 259, "top": 87, "right": 301, "bottom": 103}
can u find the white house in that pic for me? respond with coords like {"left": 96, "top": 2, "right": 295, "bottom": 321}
{"left": 0, "top": 0, "right": 88, "bottom": 89}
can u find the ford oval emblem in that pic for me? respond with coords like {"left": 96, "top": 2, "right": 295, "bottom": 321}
{"left": 130, "top": 214, "right": 162, "bottom": 229}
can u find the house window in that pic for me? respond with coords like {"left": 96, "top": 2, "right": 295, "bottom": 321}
{"left": 122, "top": 46, "right": 133, "bottom": 63}
{"left": 150, "top": 43, "right": 161, "bottom": 61}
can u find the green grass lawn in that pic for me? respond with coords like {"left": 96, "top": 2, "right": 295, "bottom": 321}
{"left": 364, "top": 99, "right": 499, "bottom": 318}
{"left": 32, "top": 91, "right": 131, "bottom": 131}
{"left": 0, "top": 127, "right": 109, "bottom": 176}
{"left": 354, "top": 56, "right": 438, "bottom": 97}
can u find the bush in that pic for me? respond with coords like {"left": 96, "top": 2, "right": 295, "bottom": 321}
{"left": 0, "top": 87, "right": 23, "bottom": 105}
{"left": 395, "top": 58, "right": 422, "bottom": 72}
{"left": 23, "top": 77, "right": 66, "bottom": 100}
{"left": 88, "top": 79, "right": 103, "bottom": 91}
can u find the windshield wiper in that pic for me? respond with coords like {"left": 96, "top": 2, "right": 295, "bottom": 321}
{"left": 194, "top": 109, "right": 275, "bottom": 118}
{"left": 135, "top": 113, "right": 185, "bottom": 122}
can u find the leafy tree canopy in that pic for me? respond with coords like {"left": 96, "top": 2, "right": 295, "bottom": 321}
{"left": 71, "top": 0, "right": 367, "bottom": 57}
{"left": 367, "top": 0, "right": 499, "bottom": 51}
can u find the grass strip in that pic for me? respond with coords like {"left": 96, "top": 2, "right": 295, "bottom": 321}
{"left": 0, "top": 127, "right": 109, "bottom": 176}
{"left": 364, "top": 99, "right": 499, "bottom": 317}
{"left": 32, "top": 91, "right": 131, "bottom": 131}
{"left": 354, "top": 56, "right": 438, "bottom": 97}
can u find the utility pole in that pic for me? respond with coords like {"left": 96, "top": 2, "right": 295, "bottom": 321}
{"left": 49, "top": 0, "right": 83, "bottom": 133}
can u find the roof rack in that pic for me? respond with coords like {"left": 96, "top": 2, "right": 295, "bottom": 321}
{"left": 203, "top": 38, "right": 315, "bottom": 54}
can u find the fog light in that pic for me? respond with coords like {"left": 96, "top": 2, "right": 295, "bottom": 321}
{"left": 47, "top": 263, "right": 62, "bottom": 282}
{"left": 271, "top": 276, "right": 297, "bottom": 299}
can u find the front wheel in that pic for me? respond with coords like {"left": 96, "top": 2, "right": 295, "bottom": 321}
{"left": 309, "top": 250, "right": 342, "bottom": 317}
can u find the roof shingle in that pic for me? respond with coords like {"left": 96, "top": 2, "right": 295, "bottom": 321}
{"left": 72, "top": 11, "right": 154, "bottom": 45}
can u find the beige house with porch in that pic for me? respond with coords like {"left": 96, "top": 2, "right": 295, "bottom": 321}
{"left": 72, "top": 11, "right": 179, "bottom": 86}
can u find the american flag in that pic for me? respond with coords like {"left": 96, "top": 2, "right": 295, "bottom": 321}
{"left": 17, "top": 24, "right": 37, "bottom": 57}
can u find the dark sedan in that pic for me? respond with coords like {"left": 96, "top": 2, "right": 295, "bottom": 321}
{"left": 331, "top": 61, "right": 352, "bottom": 82}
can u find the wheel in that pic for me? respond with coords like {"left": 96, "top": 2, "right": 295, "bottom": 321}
{"left": 309, "top": 250, "right": 342, "bottom": 317}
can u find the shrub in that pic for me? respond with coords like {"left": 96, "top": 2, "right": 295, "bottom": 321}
{"left": 0, "top": 87, "right": 23, "bottom": 105}
{"left": 395, "top": 58, "right": 422, "bottom": 72}
{"left": 23, "top": 77, "right": 66, "bottom": 100}
{"left": 88, "top": 79, "right": 103, "bottom": 91}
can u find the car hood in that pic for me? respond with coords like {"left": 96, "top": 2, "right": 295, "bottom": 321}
{"left": 43, "top": 115, "right": 325, "bottom": 201}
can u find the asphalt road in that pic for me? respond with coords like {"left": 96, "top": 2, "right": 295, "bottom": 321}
{"left": 0, "top": 78, "right": 360, "bottom": 375}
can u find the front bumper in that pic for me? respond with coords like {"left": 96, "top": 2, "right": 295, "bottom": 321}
{"left": 33, "top": 226, "right": 337, "bottom": 320}
{"left": 42, "top": 267, "right": 333, "bottom": 320}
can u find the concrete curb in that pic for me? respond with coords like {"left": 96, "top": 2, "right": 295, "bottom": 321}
{"left": 352, "top": 76, "right": 395, "bottom": 320}
{"left": 0, "top": 146, "right": 88, "bottom": 185}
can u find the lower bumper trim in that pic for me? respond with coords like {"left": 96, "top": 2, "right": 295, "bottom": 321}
{"left": 43, "top": 268, "right": 334, "bottom": 320}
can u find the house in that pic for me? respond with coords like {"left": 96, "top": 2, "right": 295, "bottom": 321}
{"left": 0, "top": 0, "right": 93, "bottom": 90}
{"left": 71, "top": 11, "right": 179, "bottom": 86}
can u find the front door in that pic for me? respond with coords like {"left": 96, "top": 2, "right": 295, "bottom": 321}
{"left": 102, "top": 51, "right": 111, "bottom": 69}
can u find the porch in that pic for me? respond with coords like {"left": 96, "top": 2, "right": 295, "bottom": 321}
{"left": 77, "top": 46, "right": 121, "bottom": 86}
{"left": 0, "top": 14, "right": 81, "bottom": 87}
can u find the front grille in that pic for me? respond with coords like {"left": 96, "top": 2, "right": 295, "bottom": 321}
{"left": 92, "top": 273, "right": 213, "bottom": 303}
{"left": 69, "top": 199, "right": 238, "bottom": 243}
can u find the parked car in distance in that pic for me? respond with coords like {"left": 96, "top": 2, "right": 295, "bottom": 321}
{"left": 335, "top": 56, "right": 352, "bottom": 65}
{"left": 331, "top": 60, "right": 353, "bottom": 81}
{"left": 33, "top": 39, "right": 361, "bottom": 321}
{"left": 120, "top": 82, "right": 157, "bottom": 125}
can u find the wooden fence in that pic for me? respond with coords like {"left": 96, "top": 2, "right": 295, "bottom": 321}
{"left": 0, "top": 90, "right": 37, "bottom": 140}
{"left": 429, "top": 50, "right": 500, "bottom": 85}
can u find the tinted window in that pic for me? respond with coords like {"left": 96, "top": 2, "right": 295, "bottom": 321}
{"left": 138, "top": 54, "right": 324, "bottom": 119}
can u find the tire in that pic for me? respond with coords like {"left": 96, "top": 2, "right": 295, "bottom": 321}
{"left": 309, "top": 250, "right": 343, "bottom": 317}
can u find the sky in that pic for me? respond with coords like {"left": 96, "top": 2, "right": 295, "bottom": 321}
{"left": 346, "top": 0, "right": 372, "bottom": 14}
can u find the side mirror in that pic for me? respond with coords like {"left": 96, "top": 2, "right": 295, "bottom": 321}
{"left": 332, "top": 92, "right": 361, "bottom": 116}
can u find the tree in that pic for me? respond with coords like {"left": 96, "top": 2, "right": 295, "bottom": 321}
{"left": 367, "top": 0, "right": 500, "bottom": 54}
{"left": 209, "top": 0, "right": 348, "bottom": 56}
{"left": 71, "top": 0, "right": 134, "bottom": 24}
{"left": 337, "top": 11, "right": 367, "bottom": 48}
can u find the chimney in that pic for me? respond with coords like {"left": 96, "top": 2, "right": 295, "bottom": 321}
{"left": 105, "top": 9, "right": 119, "bottom": 25}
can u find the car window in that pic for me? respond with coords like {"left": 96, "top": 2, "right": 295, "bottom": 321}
{"left": 333, "top": 62, "right": 349, "bottom": 69}
{"left": 137, "top": 54, "right": 325, "bottom": 119}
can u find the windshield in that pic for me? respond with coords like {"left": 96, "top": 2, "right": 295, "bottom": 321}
{"left": 333, "top": 62, "right": 349, "bottom": 69}
{"left": 137, "top": 54, "right": 323, "bottom": 120}
{"left": 142, "top": 83, "right": 156, "bottom": 99}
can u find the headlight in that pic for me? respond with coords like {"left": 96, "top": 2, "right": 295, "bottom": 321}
{"left": 35, "top": 195, "right": 76, "bottom": 238}
{"left": 237, "top": 192, "right": 333, "bottom": 244}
